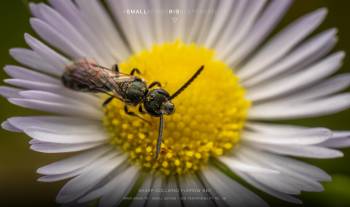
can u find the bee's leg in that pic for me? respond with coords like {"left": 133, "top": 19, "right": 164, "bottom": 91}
{"left": 124, "top": 105, "right": 151, "bottom": 124}
{"left": 103, "top": 96, "right": 114, "bottom": 107}
{"left": 112, "top": 64, "right": 119, "bottom": 73}
{"left": 130, "top": 68, "right": 141, "bottom": 75}
{"left": 148, "top": 81, "right": 162, "bottom": 89}
{"left": 138, "top": 105, "right": 146, "bottom": 114}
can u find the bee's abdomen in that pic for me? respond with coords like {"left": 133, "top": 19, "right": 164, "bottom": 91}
{"left": 62, "top": 65, "right": 112, "bottom": 93}
{"left": 61, "top": 72, "right": 91, "bottom": 92}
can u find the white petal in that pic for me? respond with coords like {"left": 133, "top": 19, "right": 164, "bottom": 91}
{"left": 174, "top": 0, "right": 195, "bottom": 43}
{"left": 246, "top": 51, "right": 345, "bottom": 101}
{"left": 30, "top": 18, "right": 86, "bottom": 59}
{"left": 38, "top": 169, "right": 82, "bottom": 182}
{"left": 5, "top": 78, "right": 60, "bottom": 90}
{"left": 38, "top": 146, "right": 112, "bottom": 175}
{"left": 237, "top": 8, "right": 327, "bottom": 80}
{"left": 218, "top": 156, "right": 279, "bottom": 174}
{"left": 1, "top": 120, "right": 21, "bottom": 132}
{"left": 41, "top": 154, "right": 109, "bottom": 181}
{"left": 232, "top": 147, "right": 331, "bottom": 203}
{"left": 218, "top": 0, "right": 267, "bottom": 60}
{"left": 24, "top": 127, "right": 107, "bottom": 144}
{"left": 5, "top": 79, "right": 101, "bottom": 107}
{"left": 162, "top": 176, "right": 181, "bottom": 207}
{"left": 243, "top": 29, "right": 337, "bottom": 87}
{"left": 31, "top": 141, "right": 104, "bottom": 153}
{"left": 7, "top": 116, "right": 101, "bottom": 133}
{"left": 107, "top": 0, "right": 149, "bottom": 52}
{"left": 27, "top": 89, "right": 100, "bottom": 109}
{"left": 239, "top": 147, "right": 331, "bottom": 182}
{"left": 226, "top": 0, "right": 292, "bottom": 66}
{"left": 24, "top": 33, "right": 70, "bottom": 73}
{"left": 9, "top": 48, "right": 61, "bottom": 76}
{"left": 32, "top": 3, "right": 99, "bottom": 60}
{"left": 171, "top": 1, "right": 187, "bottom": 42}
{"left": 187, "top": 0, "right": 215, "bottom": 43}
{"left": 76, "top": 0, "right": 130, "bottom": 61}
{"left": 242, "top": 130, "right": 330, "bottom": 145}
{"left": 4, "top": 65, "right": 60, "bottom": 84}
{"left": 148, "top": 0, "right": 163, "bottom": 43}
{"left": 38, "top": 151, "right": 117, "bottom": 182}
{"left": 246, "top": 122, "right": 327, "bottom": 135}
{"left": 235, "top": 171, "right": 302, "bottom": 204}
{"left": 178, "top": 0, "right": 197, "bottom": 43}
{"left": 81, "top": 166, "right": 138, "bottom": 206}
{"left": 249, "top": 143, "right": 343, "bottom": 159}
{"left": 233, "top": 166, "right": 299, "bottom": 195}
{"left": 213, "top": 0, "right": 248, "bottom": 54}
{"left": 323, "top": 139, "right": 350, "bottom": 148}
{"left": 271, "top": 74, "right": 350, "bottom": 104}
{"left": 18, "top": 90, "right": 99, "bottom": 110}
{"left": 0, "top": 86, "right": 21, "bottom": 98}
{"left": 158, "top": 0, "right": 177, "bottom": 43}
{"left": 203, "top": 0, "right": 235, "bottom": 48}
{"left": 145, "top": 176, "right": 163, "bottom": 207}
{"left": 49, "top": 0, "right": 116, "bottom": 65}
{"left": 117, "top": 0, "right": 155, "bottom": 50}
{"left": 56, "top": 153, "right": 126, "bottom": 203}
{"left": 29, "top": 139, "right": 41, "bottom": 145}
{"left": 19, "top": 90, "right": 91, "bottom": 107}
{"left": 223, "top": 150, "right": 300, "bottom": 195}
{"left": 243, "top": 172, "right": 300, "bottom": 195}
{"left": 8, "top": 98, "right": 102, "bottom": 120}
{"left": 239, "top": 148, "right": 325, "bottom": 192}
{"left": 248, "top": 93, "right": 350, "bottom": 120}
{"left": 332, "top": 131, "right": 350, "bottom": 138}
{"left": 194, "top": 0, "right": 217, "bottom": 44}
{"left": 201, "top": 166, "right": 268, "bottom": 207}
{"left": 29, "top": 2, "right": 42, "bottom": 17}
{"left": 320, "top": 132, "right": 350, "bottom": 148}
{"left": 178, "top": 174, "right": 216, "bottom": 207}
{"left": 129, "top": 175, "right": 154, "bottom": 207}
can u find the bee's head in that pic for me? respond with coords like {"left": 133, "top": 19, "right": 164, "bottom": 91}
{"left": 144, "top": 88, "right": 175, "bottom": 116}
{"left": 125, "top": 79, "right": 148, "bottom": 104}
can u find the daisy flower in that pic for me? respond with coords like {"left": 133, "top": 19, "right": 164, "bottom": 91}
{"left": 1, "top": 0, "right": 350, "bottom": 206}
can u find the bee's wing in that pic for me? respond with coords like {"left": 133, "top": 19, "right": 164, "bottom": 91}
{"left": 64, "top": 59, "right": 140, "bottom": 102}
{"left": 64, "top": 62, "right": 116, "bottom": 93}
{"left": 93, "top": 64, "right": 137, "bottom": 83}
{"left": 113, "top": 73, "right": 136, "bottom": 83}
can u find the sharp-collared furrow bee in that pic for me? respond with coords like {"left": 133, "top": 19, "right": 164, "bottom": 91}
{"left": 62, "top": 58, "right": 204, "bottom": 159}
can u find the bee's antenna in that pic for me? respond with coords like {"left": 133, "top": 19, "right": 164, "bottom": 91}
{"left": 169, "top": 65, "right": 204, "bottom": 100}
{"left": 154, "top": 115, "right": 164, "bottom": 159}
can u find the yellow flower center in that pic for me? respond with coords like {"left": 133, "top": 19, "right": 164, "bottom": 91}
{"left": 103, "top": 41, "right": 250, "bottom": 176}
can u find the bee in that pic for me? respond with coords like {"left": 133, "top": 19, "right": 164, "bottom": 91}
{"left": 62, "top": 59, "right": 204, "bottom": 158}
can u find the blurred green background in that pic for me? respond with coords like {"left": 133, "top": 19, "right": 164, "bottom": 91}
{"left": 0, "top": 0, "right": 350, "bottom": 206}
